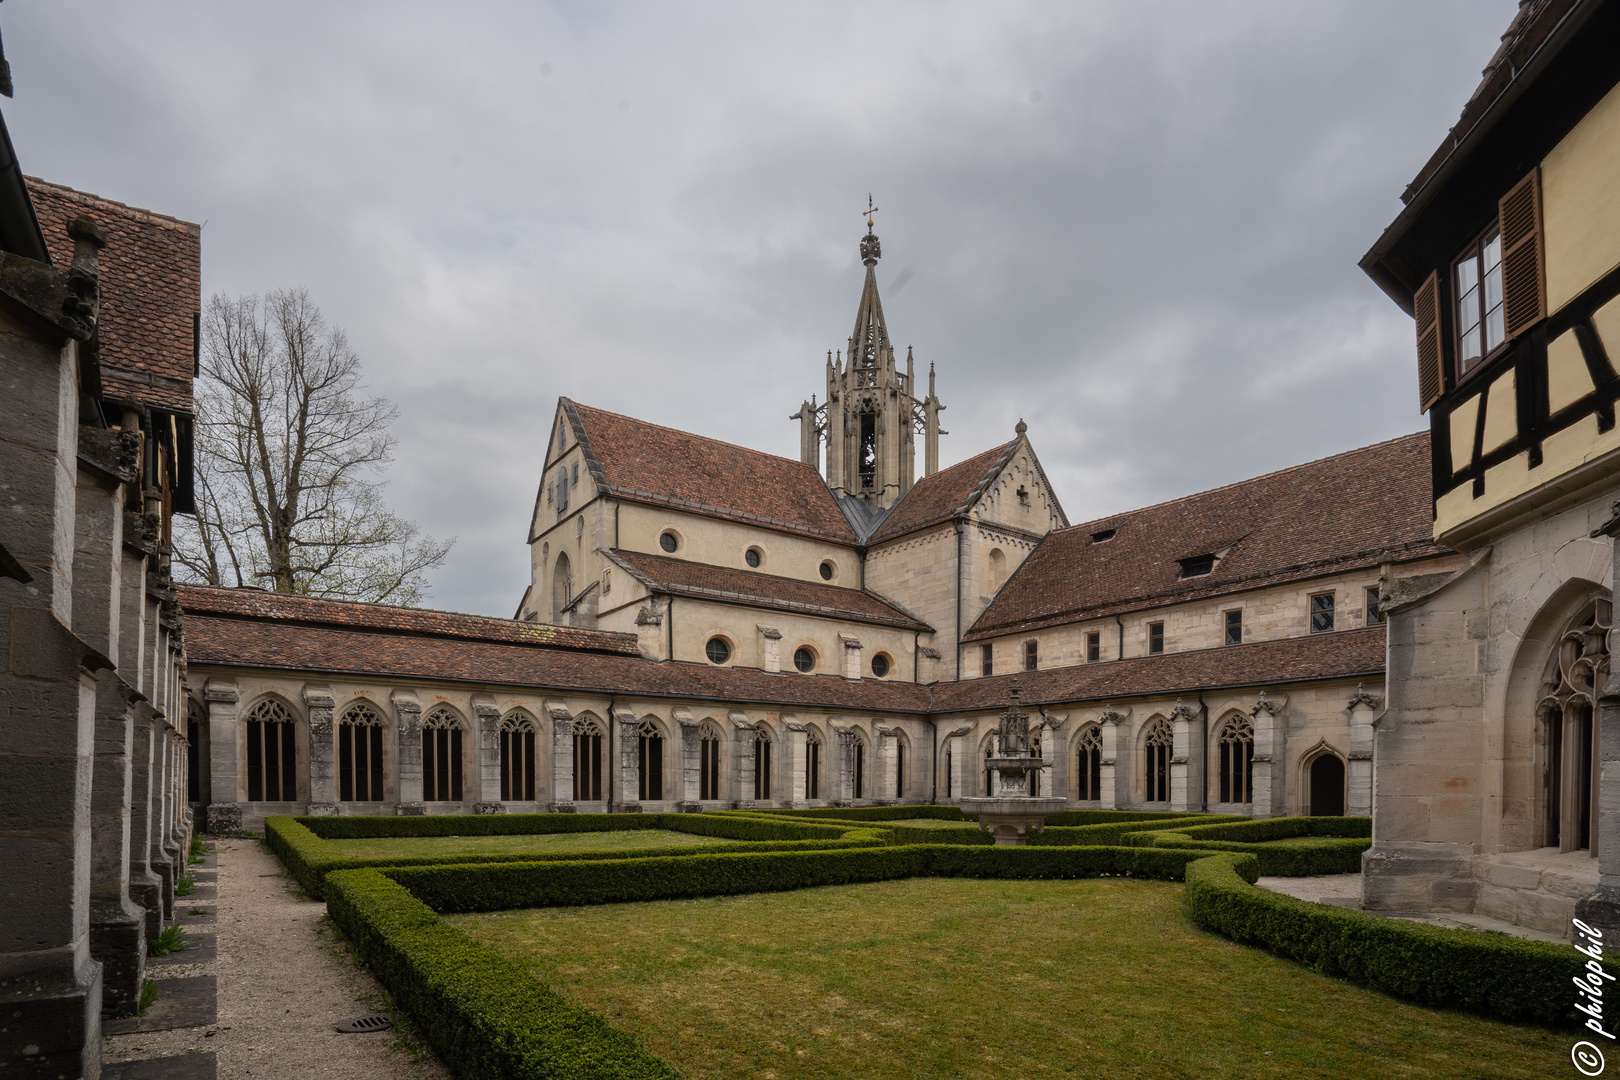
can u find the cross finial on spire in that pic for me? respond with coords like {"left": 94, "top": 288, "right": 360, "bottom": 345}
{"left": 863, "top": 193, "right": 879, "bottom": 231}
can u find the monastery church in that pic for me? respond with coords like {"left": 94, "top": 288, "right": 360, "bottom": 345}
{"left": 180, "top": 214, "right": 1461, "bottom": 871}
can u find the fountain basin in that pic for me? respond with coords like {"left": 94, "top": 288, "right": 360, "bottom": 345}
{"left": 959, "top": 796, "right": 1068, "bottom": 846}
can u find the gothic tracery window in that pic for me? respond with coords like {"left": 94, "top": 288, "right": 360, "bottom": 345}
{"left": 501, "top": 710, "right": 538, "bottom": 802}
{"left": 806, "top": 729, "right": 822, "bottom": 800}
{"left": 1217, "top": 716, "right": 1254, "bottom": 805}
{"left": 1076, "top": 724, "right": 1103, "bottom": 801}
{"left": 753, "top": 728, "right": 772, "bottom": 801}
{"left": 1144, "top": 718, "right": 1173, "bottom": 803}
{"left": 422, "top": 706, "right": 465, "bottom": 802}
{"left": 244, "top": 698, "right": 297, "bottom": 802}
{"left": 1541, "top": 600, "right": 1612, "bottom": 853}
{"left": 699, "top": 723, "right": 722, "bottom": 801}
{"left": 339, "top": 701, "right": 386, "bottom": 802}
{"left": 573, "top": 717, "right": 603, "bottom": 802}
{"left": 639, "top": 720, "right": 664, "bottom": 801}
{"left": 854, "top": 734, "right": 867, "bottom": 799}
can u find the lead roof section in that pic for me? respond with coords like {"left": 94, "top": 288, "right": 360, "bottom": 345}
{"left": 607, "top": 549, "right": 933, "bottom": 631}
{"left": 565, "top": 400, "right": 860, "bottom": 545}
{"left": 177, "top": 584, "right": 642, "bottom": 656}
{"left": 182, "top": 590, "right": 1385, "bottom": 714}
{"left": 27, "top": 176, "right": 200, "bottom": 414}
{"left": 965, "top": 431, "right": 1447, "bottom": 642}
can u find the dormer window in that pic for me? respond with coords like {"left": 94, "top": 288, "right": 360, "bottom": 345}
{"left": 1090, "top": 529, "right": 1116, "bottom": 544}
{"left": 1178, "top": 553, "right": 1217, "bottom": 578}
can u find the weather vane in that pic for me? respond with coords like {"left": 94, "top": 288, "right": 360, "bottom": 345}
{"left": 863, "top": 193, "right": 879, "bottom": 230}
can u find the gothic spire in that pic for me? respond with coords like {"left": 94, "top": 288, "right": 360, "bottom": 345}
{"left": 849, "top": 206, "right": 892, "bottom": 372}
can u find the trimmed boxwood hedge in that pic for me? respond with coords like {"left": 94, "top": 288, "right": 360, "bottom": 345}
{"left": 1028, "top": 814, "right": 1243, "bottom": 846}
{"left": 720, "top": 804, "right": 968, "bottom": 822}
{"left": 378, "top": 844, "right": 1253, "bottom": 914}
{"left": 1184, "top": 853, "right": 1583, "bottom": 1026}
{"left": 1125, "top": 817, "right": 1373, "bottom": 876}
{"left": 268, "top": 814, "right": 888, "bottom": 898}
{"left": 326, "top": 868, "right": 681, "bottom": 1080}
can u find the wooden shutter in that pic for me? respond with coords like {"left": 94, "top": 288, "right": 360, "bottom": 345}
{"left": 1414, "top": 269, "right": 1442, "bottom": 412}
{"left": 1500, "top": 167, "right": 1546, "bottom": 339}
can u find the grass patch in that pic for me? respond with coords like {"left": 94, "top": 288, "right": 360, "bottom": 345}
{"left": 147, "top": 924, "right": 192, "bottom": 957}
{"left": 186, "top": 907, "right": 210, "bottom": 916}
{"left": 882, "top": 818, "right": 980, "bottom": 830}
{"left": 325, "top": 828, "right": 721, "bottom": 861}
{"left": 176, "top": 874, "right": 196, "bottom": 896}
{"left": 1259, "top": 835, "right": 1349, "bottom": 847}
{"left": 452, "top": 877, "right": 1564, "bottom": 1080}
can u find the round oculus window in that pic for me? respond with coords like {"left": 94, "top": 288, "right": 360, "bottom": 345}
{"left": 819, "top": 560, "right": 835, "bottom": 581}
{"left": 705, "top": 637, "right": 731, "bottom": 665}
{"left": 745, "top": 547, "right": 762, "bottom": 568}
{"left": 659, "top": 531, "right": 678, "bottom": 553}
{"left": 793, "top": 647, "right": 816, "bottom": 673}
{"left": 871, "top": 653, "right": 891, "bottom": 678}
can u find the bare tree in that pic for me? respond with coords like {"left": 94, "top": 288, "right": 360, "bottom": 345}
{"left": 174, "top": 288, "right": 452, "bottom": 605}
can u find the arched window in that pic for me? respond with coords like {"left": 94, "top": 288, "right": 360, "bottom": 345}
{"left": 1028, "top": 732, "right": 1041, "bottom": 796}
{"left": 186, "top": 698, "right": 204, "bottom": 803}
{"left": 1218, "top": 716, "right": 1255, "bottom": 805}
{"left": 853, "top": 734, "right": 867, "bottom": 800}
{"left": 984, "top": 738, "right": 995, "bottom": 796}
{"left": 338, "top": 701, "right": 386, "bottom": 802}
{"left": 1076, "top": 725, "right": 1103, "bottom": 801}
{"left": 500, "top": 710, "right": 537, "bottom": 802}
{"left": 639, "top": 720, "right": 664, "bottom": 801}
{"left": 573, "top": 717, "right": 603, "bottom": 801}
{"left": 422, "top": 707, "right": 465, "bottom": 802}
{"left": 552, "top": 551, "right": 573, "bottom": 622}
{"left": 244, "top": 698, "right": 297, "bottom": 802}
{"left": 895, "top": 735, "right": 907, "bottom": 798}
{"left": 990, "top": 548, "right": 1007, "bottom": 591}
{"left": 1144, "top": 718, "right": 1172, "bottom": 803}
{"left": 806, "top": 729, "right": 822, "bottom": 800}
{"left": 1541, "top": 600, "right": 1612, "bottom": 852}
{"left": 1309, "top": 752, "right": 1345, "bottom": 817}
{"left": 699, "top": 723, "right": 722, "bottom": 801}
{"left": 753, "top": 728, "right": 772, "bottom": 801}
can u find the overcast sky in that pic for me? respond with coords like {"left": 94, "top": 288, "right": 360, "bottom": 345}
{"left": 6, "top": 1, "right": 1515, "bottom": 616}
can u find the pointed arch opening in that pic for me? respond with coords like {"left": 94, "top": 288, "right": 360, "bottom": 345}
{"left": 1539, "top": 598, "right": 1611, "bottom": 852}
{"left": 1217, "top": 714, "right": 1255, "bottom": 805}
{"left": 501, "top": 709, "right": 538, "bottom": 802}
{"left": 243, "top": 696, "right": 298, "bottom": 802}
{"left": 573, "top": 716, "right": 604, "bottom": 802}
{"left": 806, "top": 727, "right": 824, "bottom": 801}
{"left": 338, "top": 700, "right": 387, "bottom": 802}
{"left": 639, "top": 718, "right": 665, "bottom": 802}
{"left": 753, "top": 725, "right": 773, "bottom": 801}
{"left": 422, "top": 706, "right": 465, "bottom": 802}
{"left": 1143, "top": 717, "right": 1173, "bottom": 804}
{"left": 699, "top": 721, "right": 723, "bottom": 801}
{"left": 1075, "top": 724, "right": 1103, "bottom": 802}
{"left": 552, "top": 551, "right": 574, "bottom": 622}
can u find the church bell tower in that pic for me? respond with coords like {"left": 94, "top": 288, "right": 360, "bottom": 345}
{"left": 792, "top": 200, "right": 945, "bottom": 509}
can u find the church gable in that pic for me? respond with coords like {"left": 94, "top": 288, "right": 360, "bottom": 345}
{"left": 968, "top": 430, "right": 1069, "bottom": 539}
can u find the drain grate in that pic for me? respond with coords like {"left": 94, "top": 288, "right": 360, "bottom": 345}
{"left": 334, "top": 1014, "right": 393, "bottom": 1034}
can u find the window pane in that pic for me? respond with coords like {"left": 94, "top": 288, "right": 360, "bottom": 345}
{"left": 1455, "top": 254, "right": 1479, "bottom": 295}
{"left": 1456, "top": 284, "right": 1480, "bottom": 333}
{"left": 1483, "top": 227, "right": 1501, "bottom": 271}
{"left": 1485, "top": 295, "right": 1505, "bottom": 353}
{"left": 1460, "top": 325, "right": 1482, "bottom": 366}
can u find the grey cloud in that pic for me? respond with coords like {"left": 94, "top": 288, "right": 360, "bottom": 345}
{"left": 3, "top": 0, "right": 1516, "bottom": 615}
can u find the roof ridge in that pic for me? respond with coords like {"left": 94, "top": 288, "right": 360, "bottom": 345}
{"left": 571, "top": 399, "right": 823, "bottom": 477}
{"left": 1058, "top": 431, "right": 1430, "bottom": 535}
{"left": 25, "top": 175, "right": 201, "bottom": 232}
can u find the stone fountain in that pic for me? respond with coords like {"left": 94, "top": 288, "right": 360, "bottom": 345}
{"left": 959, "top": 681, "right": 1068, "bottom": 845}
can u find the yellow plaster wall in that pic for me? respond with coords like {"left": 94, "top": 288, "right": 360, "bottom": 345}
{"left": 1480, "top": 370, "right": 1518, "bottom": 454}
{"left": 1544, "top": 80, "right": 1620, "bottom": 314}
{"left": 1547, "top": 329, "right": 1595, "bottom": 414}
{"left": 668, "top": 596, "right": 916, "bottom": 681}
{"left": 615, "top": 503, "right": 859, "bottom": 586}
{"left": 1449, "top": 393, "right": 1480, "bottom": 469}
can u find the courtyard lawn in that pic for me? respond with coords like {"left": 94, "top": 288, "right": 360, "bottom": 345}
{"left": 1258, "top": 835, "right": 1355, "bottom": 846}
{"left": 452, "top": 877, "right": 1566, "bottom": 1080}
{"left": 887, "top": 818, "right": 980, "bottom": 829}
{"left": 324, "top": 828, "right": 721, "bottom": 860}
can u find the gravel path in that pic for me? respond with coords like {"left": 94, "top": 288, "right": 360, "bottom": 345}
{"left": 104, "top": 838, "right": 452, "bottom": 1080}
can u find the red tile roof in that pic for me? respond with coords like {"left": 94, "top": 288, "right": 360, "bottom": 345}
{"left": 868, "top": 441, "right": 1019, "bottom": 544}
{"left": 568, "top": 401, "right": 858, "bottom": 544}
{"left": 176, "top": 585, "right": 641, "bottom": 656}
{"left": 965, "top": 432, "right": 1450, "bottom": 642}
{"left": 933, "top": 627, "right": 1387, "bottom": 712}
{"left": 181, "top": 591, "right": 1385, "bottom": 714}
{"left": 610, "top": 550, "right": 931, "bottom": 631}
{"left": 27, "top": 178, "right": 200, "bottom": 414}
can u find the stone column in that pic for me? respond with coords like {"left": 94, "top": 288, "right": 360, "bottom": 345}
{"left": 471, "top": 694, "right": 505, "bottom": 813}
{"left": 1578, "top": 513, "right": 1620, "bottom": 938}
{"left": 1039, "top": 716, "right": 1063, "bottom": 800}
{"left": 546, "top": 700, "right": 576, "bottom": 811}
{"left": 203, "top": 679, "right": 242, "bottom": 832}
{"left": 946, "top": 729, "right": 970, "bottom": 802}
{"left": 1098, "top": 706, "right": 1126, "bottom": 810}
{"left": 88, "top": 674, "right": 146, "bottom": 1008}
{"left": 1169, "top": 700, "right": 1200, "bottom": 813}
{"left": 783, "top": 721, "right": 808, "bottom": 808}
{"left": 1250, "top": 693, "right": 1287, "bottom": 819}
{"left": 832, "top": 726, "right": 855, "bottom": 804}
{"left": 839, "top": 635, "right": 863, "bottom": 680}
{"left": 732, "top": 712, "right": 757, "bottom": 808}
{"left": 875, "top": 729, "right": 897, "bottom": 803}
{"left": 677, "top": 711, "right": 701, "bottom": 811}
{"left": 616, "top": 709, "right": 642, "bottom": 811}
{"left": 127, "top": 702, "right": 164, "bottom": 939}
{"left": 303, "top": 684, "right": 338, "bottom": 816}
{"left": 393, "top": 690, "right": 425, "bottom": 815}
{"left": 1346, "top": 683, "right": 1381, "bottom": 818}
{"left": 150, "top": 719, "right": 177, "bottom": 916}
